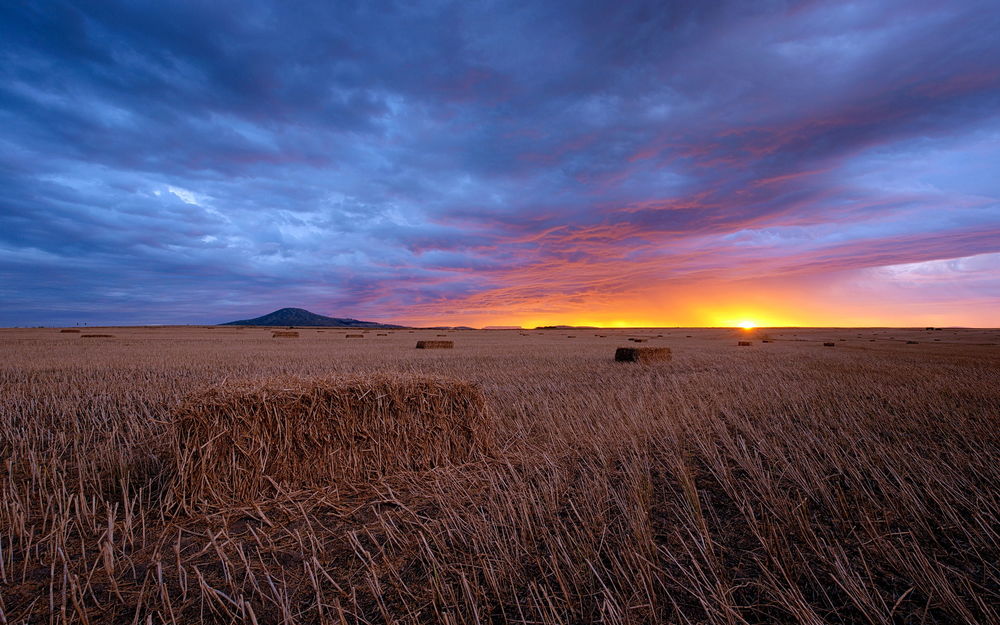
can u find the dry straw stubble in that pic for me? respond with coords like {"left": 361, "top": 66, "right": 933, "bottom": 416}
{"left": 4, "top": 327, "right": 999, "bottom": 625}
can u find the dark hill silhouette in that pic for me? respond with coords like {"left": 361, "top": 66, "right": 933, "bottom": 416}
{"left": 221, "top": 307, "right": 403, "bottom": 328}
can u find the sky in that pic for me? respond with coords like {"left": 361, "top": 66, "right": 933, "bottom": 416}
{"left": 2, "top": 1, "right": 999, "bottom": 328}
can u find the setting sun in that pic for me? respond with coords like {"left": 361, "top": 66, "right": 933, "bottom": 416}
{"left": 739, "top": 321, "right": 756, "bottom": 329}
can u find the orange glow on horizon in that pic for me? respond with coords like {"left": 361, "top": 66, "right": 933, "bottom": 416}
{"left": 384, "top": 272, "right": 997, "bottom": 329}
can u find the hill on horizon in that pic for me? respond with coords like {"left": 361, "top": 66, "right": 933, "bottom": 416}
{"left": 221, "top": 307, "right": 403, "bottom": 328}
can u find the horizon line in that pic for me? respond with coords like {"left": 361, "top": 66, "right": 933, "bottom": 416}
{"left": 2, "top": 324, "right": 989, "bottom": 330}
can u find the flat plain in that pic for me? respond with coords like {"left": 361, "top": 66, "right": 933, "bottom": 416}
{"left": 1, "top": 326, "right": 998, "bottom": 624}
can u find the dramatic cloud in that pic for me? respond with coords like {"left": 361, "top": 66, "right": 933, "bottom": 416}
{"left": 2, "top": 0, "right": 998, "bottom": 326}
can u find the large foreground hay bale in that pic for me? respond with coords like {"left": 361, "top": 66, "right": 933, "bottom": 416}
{"left": 272, "top": 331, "right": 299, "bottom": 338}
{"left": 416, "top": 340, "right": 453, "bottom": 349}
{"left": 171, "top": 375, "right": 487, "bottom": 506}
{"left": 615, "top": 347, "right": 672, "bottom": 363}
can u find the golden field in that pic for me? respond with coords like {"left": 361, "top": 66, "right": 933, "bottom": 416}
{"left": 1, "top": 326, "right": 998, "bottom": 624}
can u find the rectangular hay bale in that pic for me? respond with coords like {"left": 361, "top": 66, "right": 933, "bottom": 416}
{"left": 416, "top": 340, "right": 454, "bottom": 349}
{"left": 60, "top": 329, "right": 81, "bottom": 333}
{"left": 346, "top": 334, "right": 364, "bottom": 338}
{"left": 272, "top": 331, "right": 299, "bottom": 338}
{"left": 615, "top": 347, "right": 671, "bottom": 363}
{"left": 170, "top": 375, "right": 487, "bottom": 506}
{"left": 738, "top": 341, "right": 751, "bottom": 346}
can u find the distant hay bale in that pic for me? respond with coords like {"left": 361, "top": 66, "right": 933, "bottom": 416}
{"left": 762, "top": 339, "right": 772, "bottom": 343}
{"left": 629, "top": 338, "right": 647, "bottom": 343}
{"left": 738, "top": 341, "right": 751, "bottom": 346}
{"left": 60, "top": 329, "right": 81, "bottom": 333}
{"left": 346, "top": 334, "right": 364, "bottom": 338}
{"left": 906, "top": 340, "right": 918, "bottom": 344}
{"left": 416, "top": 340, "right": 453, "bottom": 349}
{"left": 376, "top": 333, "right": 388, "bottom": 336}
{"left": 615, "top": 347, "right": 671, "bottom": 363}
{"left": 272, "top": 331, "right": 299, "bottom": 338}
{"left": 567, "top": 335, "right": 576, "bottom": 338}
{"left": 823, "top": 342, "right": 836, "bottom": 347}
{"left": 436, "top": 334, "right": 448, "bottom": 337}
{"left": 81, "top": 334, "right": 114, "bottom": 338}
{"left": 170, "top": 375, "right": 488, "bottom": 506}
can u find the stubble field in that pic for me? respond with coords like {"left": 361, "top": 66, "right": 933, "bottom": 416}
{"left": 1, "top": 326, "right": 998, "bottom": 624}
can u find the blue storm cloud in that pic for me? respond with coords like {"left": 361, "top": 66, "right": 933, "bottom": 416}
{"left": 1, "top": 0, "right": 998, "bottom": 325}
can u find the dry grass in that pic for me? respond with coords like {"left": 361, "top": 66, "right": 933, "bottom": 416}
{"left": 1, "top": 326, "right": 998, "bottom": 624}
